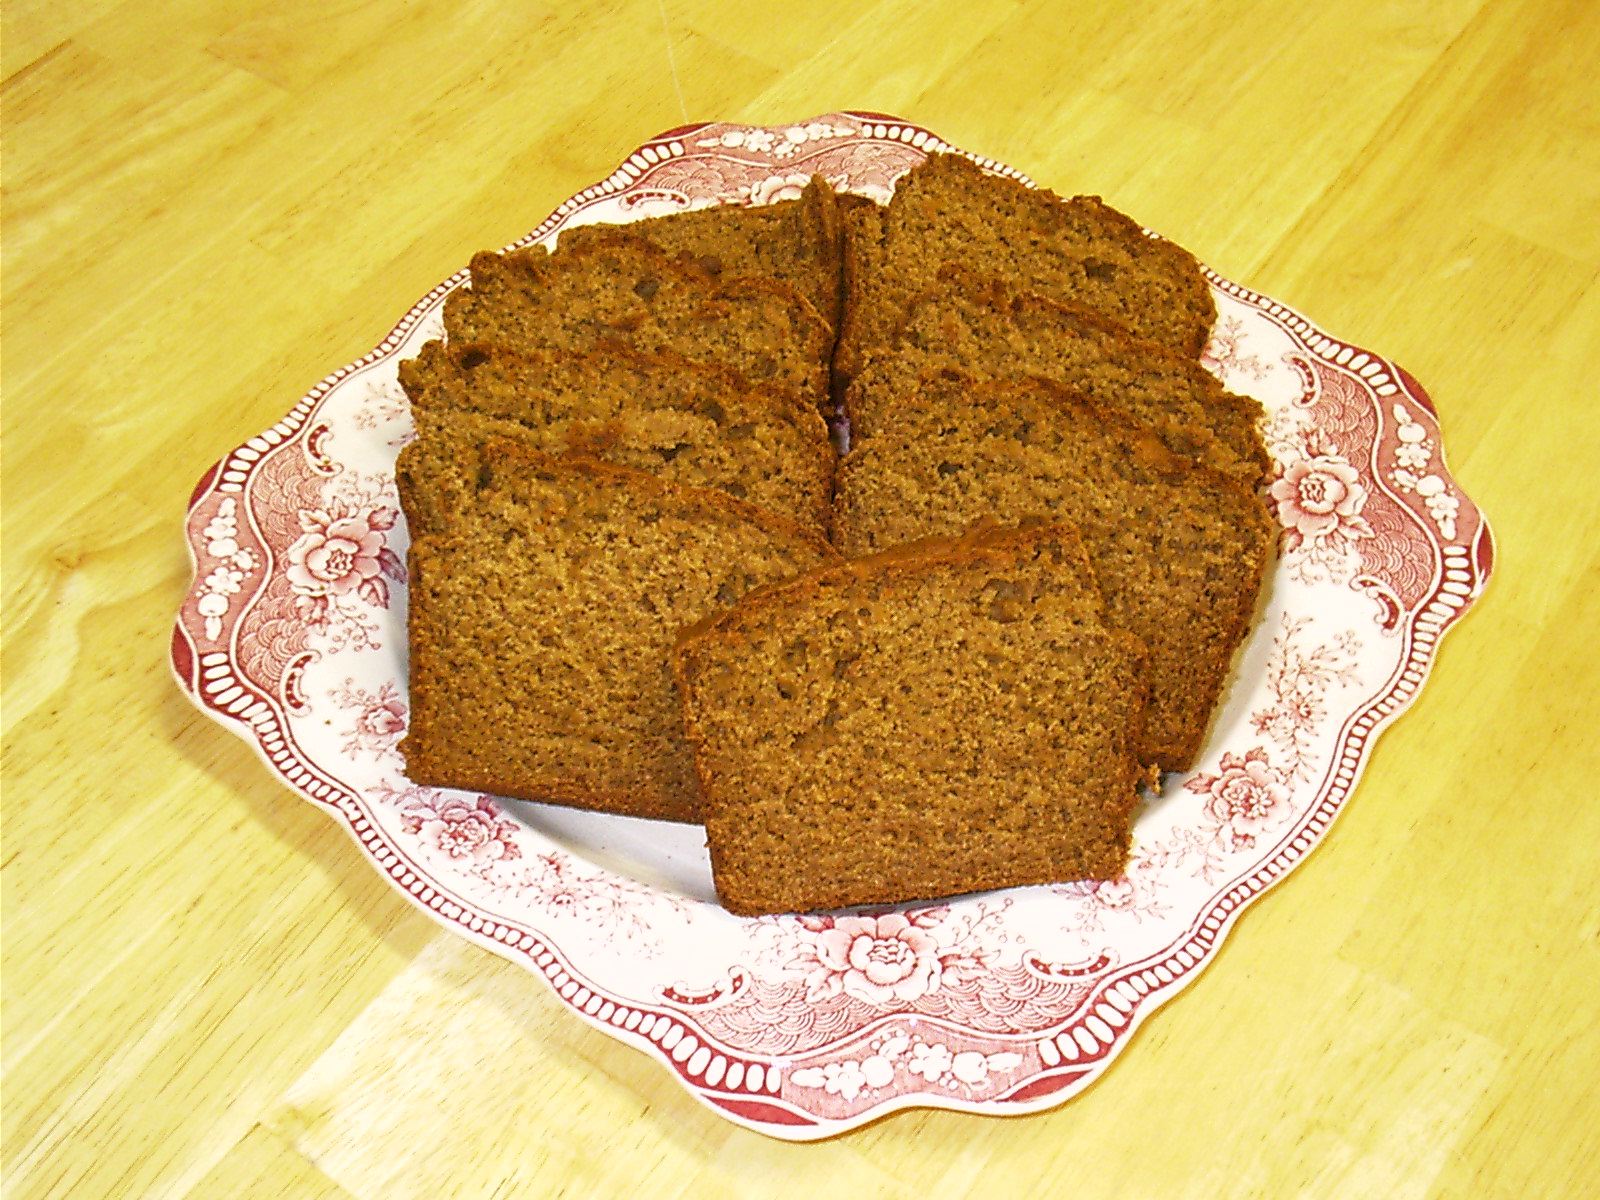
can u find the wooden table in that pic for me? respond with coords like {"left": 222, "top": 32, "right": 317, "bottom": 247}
{"left": 5, "top": 1, "right": 1597, "bottom": 1195}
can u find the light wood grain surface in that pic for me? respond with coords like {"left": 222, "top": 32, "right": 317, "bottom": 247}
{"left": 4, "top": 0, "right": 1598, "bottom": 1195}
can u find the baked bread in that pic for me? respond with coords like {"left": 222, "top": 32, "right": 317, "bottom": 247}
{"left": 833, "top": 191, "right": 887, "bottom": 403}
{"left": 835, "top": 153, "right": 1216, "bottom": 384}
{"left": 396, "top": 149, "right": 1276, "bottom": 909}
{"left": 848, "top": 264, "right": 1268, "bottom": 485}
{"left": 400, "top": 437, "right": 840, "bottom": 822}
{"left": 397, "top": 339, "right": 835, "bottom": 535}
{"left": 443, "top": 235, "right": 832, "bottom": 405}
{"left": 556, "top": 177, "right": 844, "bottom": 331}
{"left": 675, "top": 522, "right": 1150, "bottom": 914}
{"left": 834, "top": 370, "right": 1274, "bottom": 772}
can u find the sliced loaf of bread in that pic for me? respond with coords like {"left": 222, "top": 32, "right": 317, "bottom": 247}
{"left": 848, "top": 264, "right": 1268, "bottom": 485}
{"left": 443, "top": 235, "right": 832, "bottom": 405}
{"left": 397, "top": 339, "right": 835, "bottom": 535}
{"left": 556, "top": 177, "right": 844, "bottom": 331}
{"left": 675, "top": 522, "right": 1150, "bottom": 914}
{"left": 834, "top": 370, "right": 1274, "bottom": 772}
{"left": 833, "top": 191, "right": 887, "bottom": 399}
{"left": 400, "top": 437, "right": 840, "bottom": 822}
{"left": 836, "top": 153, "right": 1216, "bottom": 382}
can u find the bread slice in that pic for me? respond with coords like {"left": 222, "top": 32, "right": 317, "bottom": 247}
{"left": 835, "top": 153, "right": 1216, "bottom": 382}
{"left": 397, "top": 339, "right": 835, "bottom": 535}
{"left": 848, "top": 264, "right": 1268, "bottom": 485}
{"left": 399, "top": 438, "right": 840, "bottom": 822}
{"left": 833, "top": 191, "right": 886, "bottom": 401}
{"left": 834, "top": 371, "right": 1275, "bottom": 772}
{"left": 556, "top": 177, "right": 844, "bottom": 331}
{"left": 675, "top": 522, "right": 1150, "bottom": 915}
{"left": 442, "top": 235, "right": 832, "bottom": 405}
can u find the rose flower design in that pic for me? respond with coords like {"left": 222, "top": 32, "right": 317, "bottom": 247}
{"left": 356, "top": 695, "right": 406, "bottom": 740}
{"left": 1270, "top": 455, "right": 1373, "bottom": 552}
{"left": 1186, "top": 749, "right": 1290, "bottom": 850}
{"left": 420, "top": 796, "right": 522, "bottom": 865}
{"left": 1079, "top": 875, "right": 1138, "bottom": 911}
{"left": 286, "top": 508, "right": 394, "bottom": 600}
{"left": 803, "top": 913, "right": 944, "bottom": 1006}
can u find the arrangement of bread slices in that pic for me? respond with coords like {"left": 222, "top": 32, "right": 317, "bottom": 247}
{"left": 394, "top": 152, "right": 1276, "bottom": 917}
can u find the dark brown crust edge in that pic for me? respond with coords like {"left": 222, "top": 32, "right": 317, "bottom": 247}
{"left": 844, "top": 261, "right": 1268, "bottom": 484}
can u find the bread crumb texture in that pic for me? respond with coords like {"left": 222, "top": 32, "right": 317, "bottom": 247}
{"left": 400, "top": 441, "right": 838, "bottom": 822}
{"left": 676, "top": 525, "right": 1149, "bottom": 914}
{"left": 395, "top": 149, "right": 1275, "bottom": 911}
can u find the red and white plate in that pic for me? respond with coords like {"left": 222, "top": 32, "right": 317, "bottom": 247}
{"left": 171, "top": 113, "right": 1492, "bottom": 1140}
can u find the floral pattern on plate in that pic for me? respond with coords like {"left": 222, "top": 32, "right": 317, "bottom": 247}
{"left": 172, "top": 112, "right": 1492, "bottom": 1140}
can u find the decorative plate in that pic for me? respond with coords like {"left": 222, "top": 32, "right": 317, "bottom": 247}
{"left": 171, "top": 113, "right": 1493, "bottom": 1140}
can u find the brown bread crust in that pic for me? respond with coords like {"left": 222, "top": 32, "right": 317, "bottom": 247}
{"left": 831, "top": 191, "right": 887, "bottom": 398}
{"left": 397, "top": 339, "right": 836, "bottom": 536}
{"left": 675, "top": 523, "right": 1150, "bottom": 914}
{"left": 442, "top": 235, "right": 833, "bottom": 406}
{"left": 842, "top": 153, "right": 1216, "bottom": 371}
{"left": 849, "top": 263, "right": 1269, "bottom": 485}
{"left": 555, "top": 176, "right": 844, "bottom": 331}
